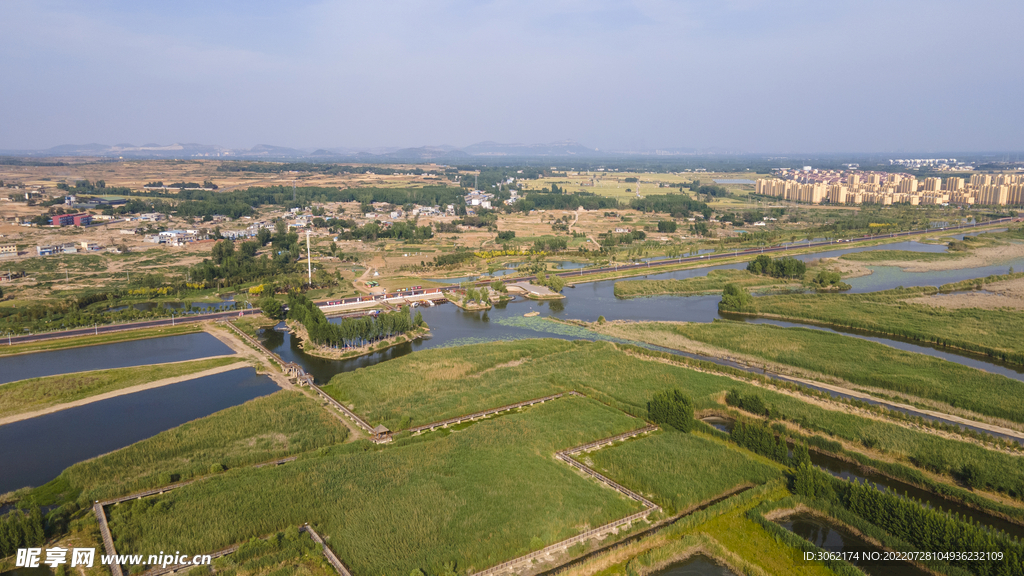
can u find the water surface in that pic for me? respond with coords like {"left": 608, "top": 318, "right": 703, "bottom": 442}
{"left": 0, "top": 367, "right": 278, "bottom": 493}
{"left": 0, "top": 332, "right": 234, "bottom": 385}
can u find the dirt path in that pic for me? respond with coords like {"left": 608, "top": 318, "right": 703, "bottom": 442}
{"left": 0, "top": 361, "right": 251, "bottom": 425}
{"left": 204, "top": 324, "right": 294, "bottom": 390}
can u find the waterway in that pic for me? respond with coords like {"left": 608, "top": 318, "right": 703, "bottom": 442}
{"left": 0, "top": 332, "right": 235, "bottom": 385}
{"left": 806, "top": 450, "right": 1024, "bottom": 540}
{"left": 776, "top": 512, "right": 931, "bottom": 576}
{"left": 0, "top": 367, "right": 278, "bottom": 494}
{"left": 649, "top": 554, "right": 737, "bottom": 576}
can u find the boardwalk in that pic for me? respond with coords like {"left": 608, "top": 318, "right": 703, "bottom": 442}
{"left": 408, "top": 393, "right": 568, "bottom": 433}
{"left": 470, "top": 425, "right": 661, "bottom": 576}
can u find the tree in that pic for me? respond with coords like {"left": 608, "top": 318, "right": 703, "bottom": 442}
{"left": 211, "top": 239, "right": 235, "bottom": 265}
{"left": 657, "top": 220, "right": 677, "bottom": 233}
{"left": 490, "top": 280, "right": 507, "bottom": 293}
{"left": 719, "top": 283, "right": 753, "bottom": 312}
{"left": 259, "top": 297, "right": 285, "bottom": 320}
{"left": 414, "top": 310, "right": 424, "bottom": 327}
{"left": 0, "top": 286, "right": 4, "bottom": 299}
{"left": 239, "top": 240, "right": 259, "bottom": 258}
{"left": 257, "top": 227, "right": 272, "bottom": 246}
{"left": 647, "top": 389, "right": 694, "bottom": 432}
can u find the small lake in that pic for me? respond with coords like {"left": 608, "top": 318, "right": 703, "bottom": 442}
{"left": 0, "top": 332, "right": 234, "bottom": 385}
{"left": 0, "top": 367, "right": 278, "bottom": 493}
{"left": 777, "top": 512, "right": 931, "bottom": 576}
{"left": 649, "top": 554, "right": 737, "bottom": 576}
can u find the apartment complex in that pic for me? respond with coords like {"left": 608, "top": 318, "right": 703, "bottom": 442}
{"left": 756, "top": 169, "right": 1024, "bottom": 206}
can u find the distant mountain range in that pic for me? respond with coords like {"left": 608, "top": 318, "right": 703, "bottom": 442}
{"left": 0, "top": 141, "right": 729, "bottom": 161}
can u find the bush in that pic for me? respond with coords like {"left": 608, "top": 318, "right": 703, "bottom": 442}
{"left": 719, "top": 283, "right": 753, "bottom": 312}
{"left": 210, "top": 463, "right": 225, "bottom": 474}
{"left": 647, "top": 389, "right": 694, "bottom": 432}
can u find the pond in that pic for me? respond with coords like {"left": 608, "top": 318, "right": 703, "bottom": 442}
{"left": 649, "top": 554, "right": 738, "bottom": 576}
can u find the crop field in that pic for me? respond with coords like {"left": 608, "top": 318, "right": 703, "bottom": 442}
{"left": 583, "top": 430, "right": 782, "bottom": 514}
{"left": 739, "top": 287, "right": 1024, "bottom": 365}
{"left": 105, "top": 396, "right": 646, "bottom": 576}
{"left": 0, "top": 356, "right": 241, "bottom": 418}
{"left": 55, "top": 391, "right": 350, "bottom": 501}
{"left": 613, "top": 269, "right": 795, "bottom": 298}
{"left": 323, "top": 339, "right": 741, "bottom": 430}
{"left": 606, "top": 320, "right": 1024, "bottom": 425}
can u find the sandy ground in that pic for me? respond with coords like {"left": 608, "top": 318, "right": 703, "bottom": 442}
{"left": 870, "top": 242, "right": 1024, "bottom": 272}
{"left": 0, "top": 361, "right": 250, "bottom": 425}
{"left": 205, "top": 323, "right": 294, "bottom": 389}
{"left": 906, "top": 276, "right": 1024, "bottom": 310}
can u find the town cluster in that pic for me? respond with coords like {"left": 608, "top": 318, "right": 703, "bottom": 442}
{"left": 757, "top": 169, "right": 1024, "bottom": 206}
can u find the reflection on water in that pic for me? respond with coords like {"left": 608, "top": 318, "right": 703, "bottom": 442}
{"left": 778, "top": 513, "right": 931, "bottom": 576}
{"left": 650, "top": 554, "right": 737, "bottom": 576}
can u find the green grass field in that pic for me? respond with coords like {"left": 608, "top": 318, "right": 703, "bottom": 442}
{"left": 738, "top": 287, "right": 1024, "bottom": 365}
{"left": 323, "top": 339, "right": 739, "bottom": 429}
{"left": 613, "top": 269, "right": 794, "bottom": 298}
{"left": 603, "top": 320, "right": 1024, "bottom": 425}
{"left": 106, "top": 396, "right": 646, "bottom": 576}
{"left": 0, "top": 356, "right": 241, "bottom": 418}
{"left": 56, "top": 391, "right": 350, "bottom": 502}
{"left": 584, "top": 431, "right": 782, "bottom": 514}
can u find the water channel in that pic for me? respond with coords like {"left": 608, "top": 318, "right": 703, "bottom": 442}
{"left": 698, "top": 416, "right": 1024, "bottom": 540}
{"left": 0, "top": 367, "right": 278, "bottom": 494}
{"left": 0, "top": 332, "right": 235, "bottom": 385}
{"left": 776, "top": 512, "right": 932, "bottom": 576}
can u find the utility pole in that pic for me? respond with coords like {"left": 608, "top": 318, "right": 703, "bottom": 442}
{"left": 306, "top": 230, "right": 313, "bottom": 286}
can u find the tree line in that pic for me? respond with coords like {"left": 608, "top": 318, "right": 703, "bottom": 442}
{"left": 287, "top": 292, "right": 423, "bottom": 349}
{"left": 747, "top": 255, "right": 807, "bottom": 278}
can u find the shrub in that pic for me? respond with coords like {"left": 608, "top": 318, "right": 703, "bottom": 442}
{"left": 719, "top": 283, "right": 753, "bottom": 312}
{"left": 647, "top": 389, "right": 694, "bottom": 432}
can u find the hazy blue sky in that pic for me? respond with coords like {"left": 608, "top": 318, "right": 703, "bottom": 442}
{"left": 1, "top": 0, "right": 1022, "bottom": 153}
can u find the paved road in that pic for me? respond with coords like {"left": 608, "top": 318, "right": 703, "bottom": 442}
{"left": 4, "top": 309, "right": 260, "bottom": 346}
{"left": 4, "top": 217, "right": 1012, "bottom": 346}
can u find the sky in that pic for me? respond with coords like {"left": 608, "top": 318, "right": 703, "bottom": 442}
{"left": 1, "top": 0, "right": 1022, "bottom": 154}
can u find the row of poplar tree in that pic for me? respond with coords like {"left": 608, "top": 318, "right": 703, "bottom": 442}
{"left": 287, "top": 292, "right": 423, "bottom": 348}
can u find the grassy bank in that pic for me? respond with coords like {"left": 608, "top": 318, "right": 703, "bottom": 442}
{"left": 613, "top": 269, "right": 795, "bottom": 298}
{"left": 595, "top": 320, "right": 1024, "bottom": 425}
{"left": 24, "top": 391, "right": 351, "bottom": 503}
{"left": 735, "top": 287, "right": 1024, "bottom": 365}
{"left": 105, "top": 396, "right": 646, "bottom": 576}
{"left": 0, "top": 356, "right": 241, "bottom": 419}
{"left": 840, "top": 250, "right": 963, "bottom": 263}
{"left": 0, "top": 324, "right": 202, "bottom": 357}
